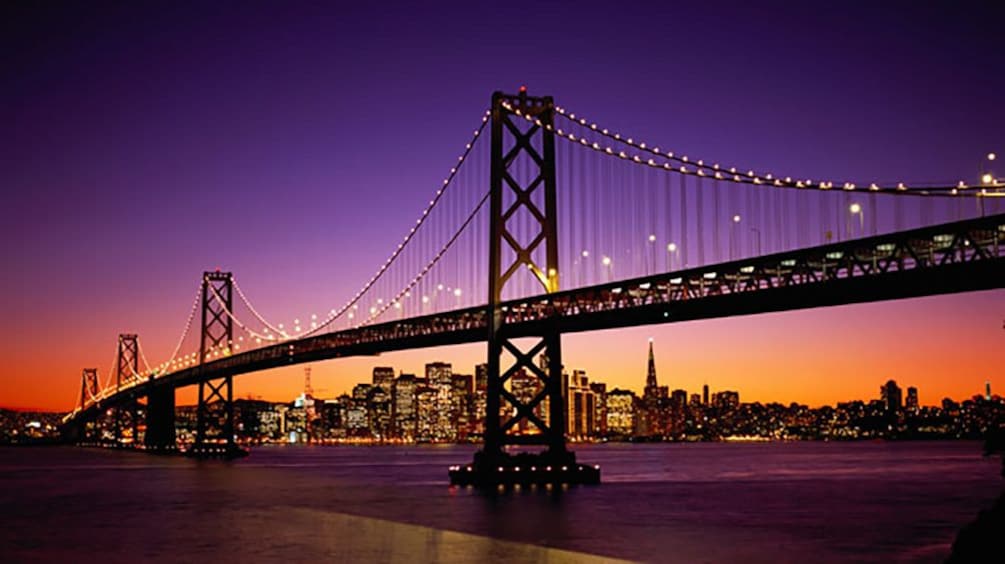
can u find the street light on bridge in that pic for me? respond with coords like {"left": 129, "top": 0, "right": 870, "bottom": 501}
{"left": 848, "top": 202, "right": 864, "bottom": 238}
{"left": 981, "top": 151, "right": 999, "bottom": 186}
{"left": 730, "top": 214, "right": 741, "bottom": 260}
{"left": 647, "top": 234, "right": 657, "bottom": 275}
{"left": 667, "top": 242, "right": 679, "bottom": 271}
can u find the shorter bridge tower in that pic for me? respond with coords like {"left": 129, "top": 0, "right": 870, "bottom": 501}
{"left": 77, "top": 368, "right": 100, "bottom": 444}
{"left": 78, "top": 367, "right": 99, "bottom": 411}
{"left": 113, "top": 334, "right": 142, "bottom": 446}
{"left": 192, "top": 270, "right": 244, "bottom": 458}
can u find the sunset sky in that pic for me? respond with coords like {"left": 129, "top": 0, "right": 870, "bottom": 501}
{"left": 3, "top": 1, "right": 1003, "bottom": 411}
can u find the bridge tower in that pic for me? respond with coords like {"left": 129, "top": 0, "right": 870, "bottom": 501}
{"left": 454, "top": 88, "right": 598, "bottom": 486}
{"left": 79, "top": 367, "right": 99, "bottom": 411}
{"left": 113, "top": 334, "right": 141, "bottom": 446}
{"left": 78, "top": 368, "right": 100, "bottom": 443}
{"left": 192, "top": 270, "right": 241, "bottom": 457}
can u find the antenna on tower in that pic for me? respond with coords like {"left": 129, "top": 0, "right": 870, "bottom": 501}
{"left": 304, "top": 366, "right": 313, "bottom": 397}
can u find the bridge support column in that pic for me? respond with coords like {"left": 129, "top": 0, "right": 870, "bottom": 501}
{"left": 451, "top": 89, "right": 598, "bottom": 487}
{"left": 190, "top": 271, "right": 246, "bottom": 459}
{"left": 145, "top": 386, "right": 176, "bottom": 452}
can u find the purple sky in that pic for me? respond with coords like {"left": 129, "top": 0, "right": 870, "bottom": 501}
{"left": 2, "top": 1, "right": 1003, "bottom": 410}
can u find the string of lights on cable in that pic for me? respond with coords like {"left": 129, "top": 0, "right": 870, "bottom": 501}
{"left": 231, "top": 110, "right": 491, "bottom": 340}
{"left": 503, "top": 101, "right": 994, "bottom": 197}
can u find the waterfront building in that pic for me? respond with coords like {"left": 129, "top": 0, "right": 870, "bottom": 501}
{"left": 451, "top": 373, "right": 473, "bottom": 440}
{"left": 475, "top": 363, "right": 488, "bottom": 390}
{"left": 175, "top": 405, "right": 198, "bottom": 445}
{"left": 606, "top": 388, "right": 637, "bottom": 437}
{"left": 345, "top": 400, "right": 368, "bottom": 436}
{"left": 567, "top": 370, "right": 595, "bottom": 439}
{"left": 258, "top": 404, "right": 282, "bottom": 440}
{"left": 590, "top": 381, "right": 607, "bottom": 438}
{"left": 368, "top": 386, "right": 391, "bottom": 440}
{"left": 881, "top": 380, "right": 902, "bottom": 413}
{"left": 392, "top": 373, "right": 417, "bottom": 440}
{"left": 472, "top": 364, "right": 488, "bottom": 435}
{"left": 713, "top": 391, "right": 740, "bottom": 410}
{"left": 234, "top": 399, "right": 273, "bottom": 439}
{"left": 426, "top": 362, "right": 455, "bottom": 441}
{"left": 415, "top": 385, "right": 437, "bottom": 441}
{"left": 284, "top": 404, "right": 308, "bottom": 443}
{"left": 906, "top": 387, "right": 919, "bottom": 413}
{"left": 319, "top": 398, "right": 347, "bottom": 439}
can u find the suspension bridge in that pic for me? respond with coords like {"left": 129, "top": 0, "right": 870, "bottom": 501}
{"left": 61, "top": 89, "right": 1005, "bottom": 485}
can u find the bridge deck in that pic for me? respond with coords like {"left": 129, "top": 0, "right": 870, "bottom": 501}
{"left": 66, "top": 213, "right": 1005, "bottom": 424}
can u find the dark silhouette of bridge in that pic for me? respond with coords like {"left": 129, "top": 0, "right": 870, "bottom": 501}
{"left": 62, "top": 89, "right": 1005, "bottom": 485}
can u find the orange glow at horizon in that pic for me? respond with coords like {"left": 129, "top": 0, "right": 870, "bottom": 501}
{"left": 3, "top": 291, "right": 1001, "bottom": 412}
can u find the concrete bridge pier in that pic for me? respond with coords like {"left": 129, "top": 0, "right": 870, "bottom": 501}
{"left": 144, "top": 386, "right": 177, "bottom": 452}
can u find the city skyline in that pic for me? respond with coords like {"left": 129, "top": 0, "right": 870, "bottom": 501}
{"left": 224, "top": 340, "right": 997, "bottom": 411}
{"left": 11, "top": 336, "right": 996, "bottom": 414}
{"left": 10, "top": 353, "right": 1000, "bottom": 446}
{"left": 4, "top": 1, "right": 1003, "bottom": 412}
{"left": 209, "top": 343, "right": 1000, "bottom": 411}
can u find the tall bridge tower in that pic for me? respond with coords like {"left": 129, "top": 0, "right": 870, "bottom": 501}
{"left": 192, "top": 270, "right": 242, "bottom": 457}
{"left": 456, "top": 88, "right": 599, "bottom": 486}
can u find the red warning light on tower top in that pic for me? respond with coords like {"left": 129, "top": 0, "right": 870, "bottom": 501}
{"left": 519, "top": 85, "right": 527, "bottom": 93}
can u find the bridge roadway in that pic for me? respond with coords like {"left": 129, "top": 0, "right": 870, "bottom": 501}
{"left": 67, "top": 213, "right": 1005, "bottom": 424}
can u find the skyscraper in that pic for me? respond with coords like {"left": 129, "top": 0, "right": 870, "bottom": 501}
{"left": 415, "top": 384, "right": 437, "bottom": 442}
{"left": 475, "top": 363, "right": 488, "bottom": 391}
{"left": 641, "top": 339, "right": 668, "bottom": 436}
{"left": 905, "top": 387, "right": 919, "bottom": 413}
{"left": 473, "top": 363, "right": 488, "bottom": 435}
{"left": 590, "top": 381, "right": 607, "bottom": 438}
{"left": 451, "top": 373, "right": 473, "bottom": 440}
{"left": 367, "top": 386, "right": 391, "bottom": 439}
{"left": 605, "top": 389, "right": 637, "bottom": 436}
{"left": 703, "top": 384, "right": 710, "bottom": 406}
{"left": 644, "top": 339, "right": 661, "bottom": 398}
{"left": 670, "top": 389, "right": 688, "bottom": 410}
{"left": 425, "top": 362, "right": 454, "bottom": 441}
{"left": 881, "top": 380, "right": 902, "bottom": 413}
{"left": 392, "top": 373, "right": 417, "bottom": 440}
{"left": 567, "top": 370, "right": 594, "bottom": 438}
{"left": 372, "top": 366, "right": 395, "bottom": 391}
